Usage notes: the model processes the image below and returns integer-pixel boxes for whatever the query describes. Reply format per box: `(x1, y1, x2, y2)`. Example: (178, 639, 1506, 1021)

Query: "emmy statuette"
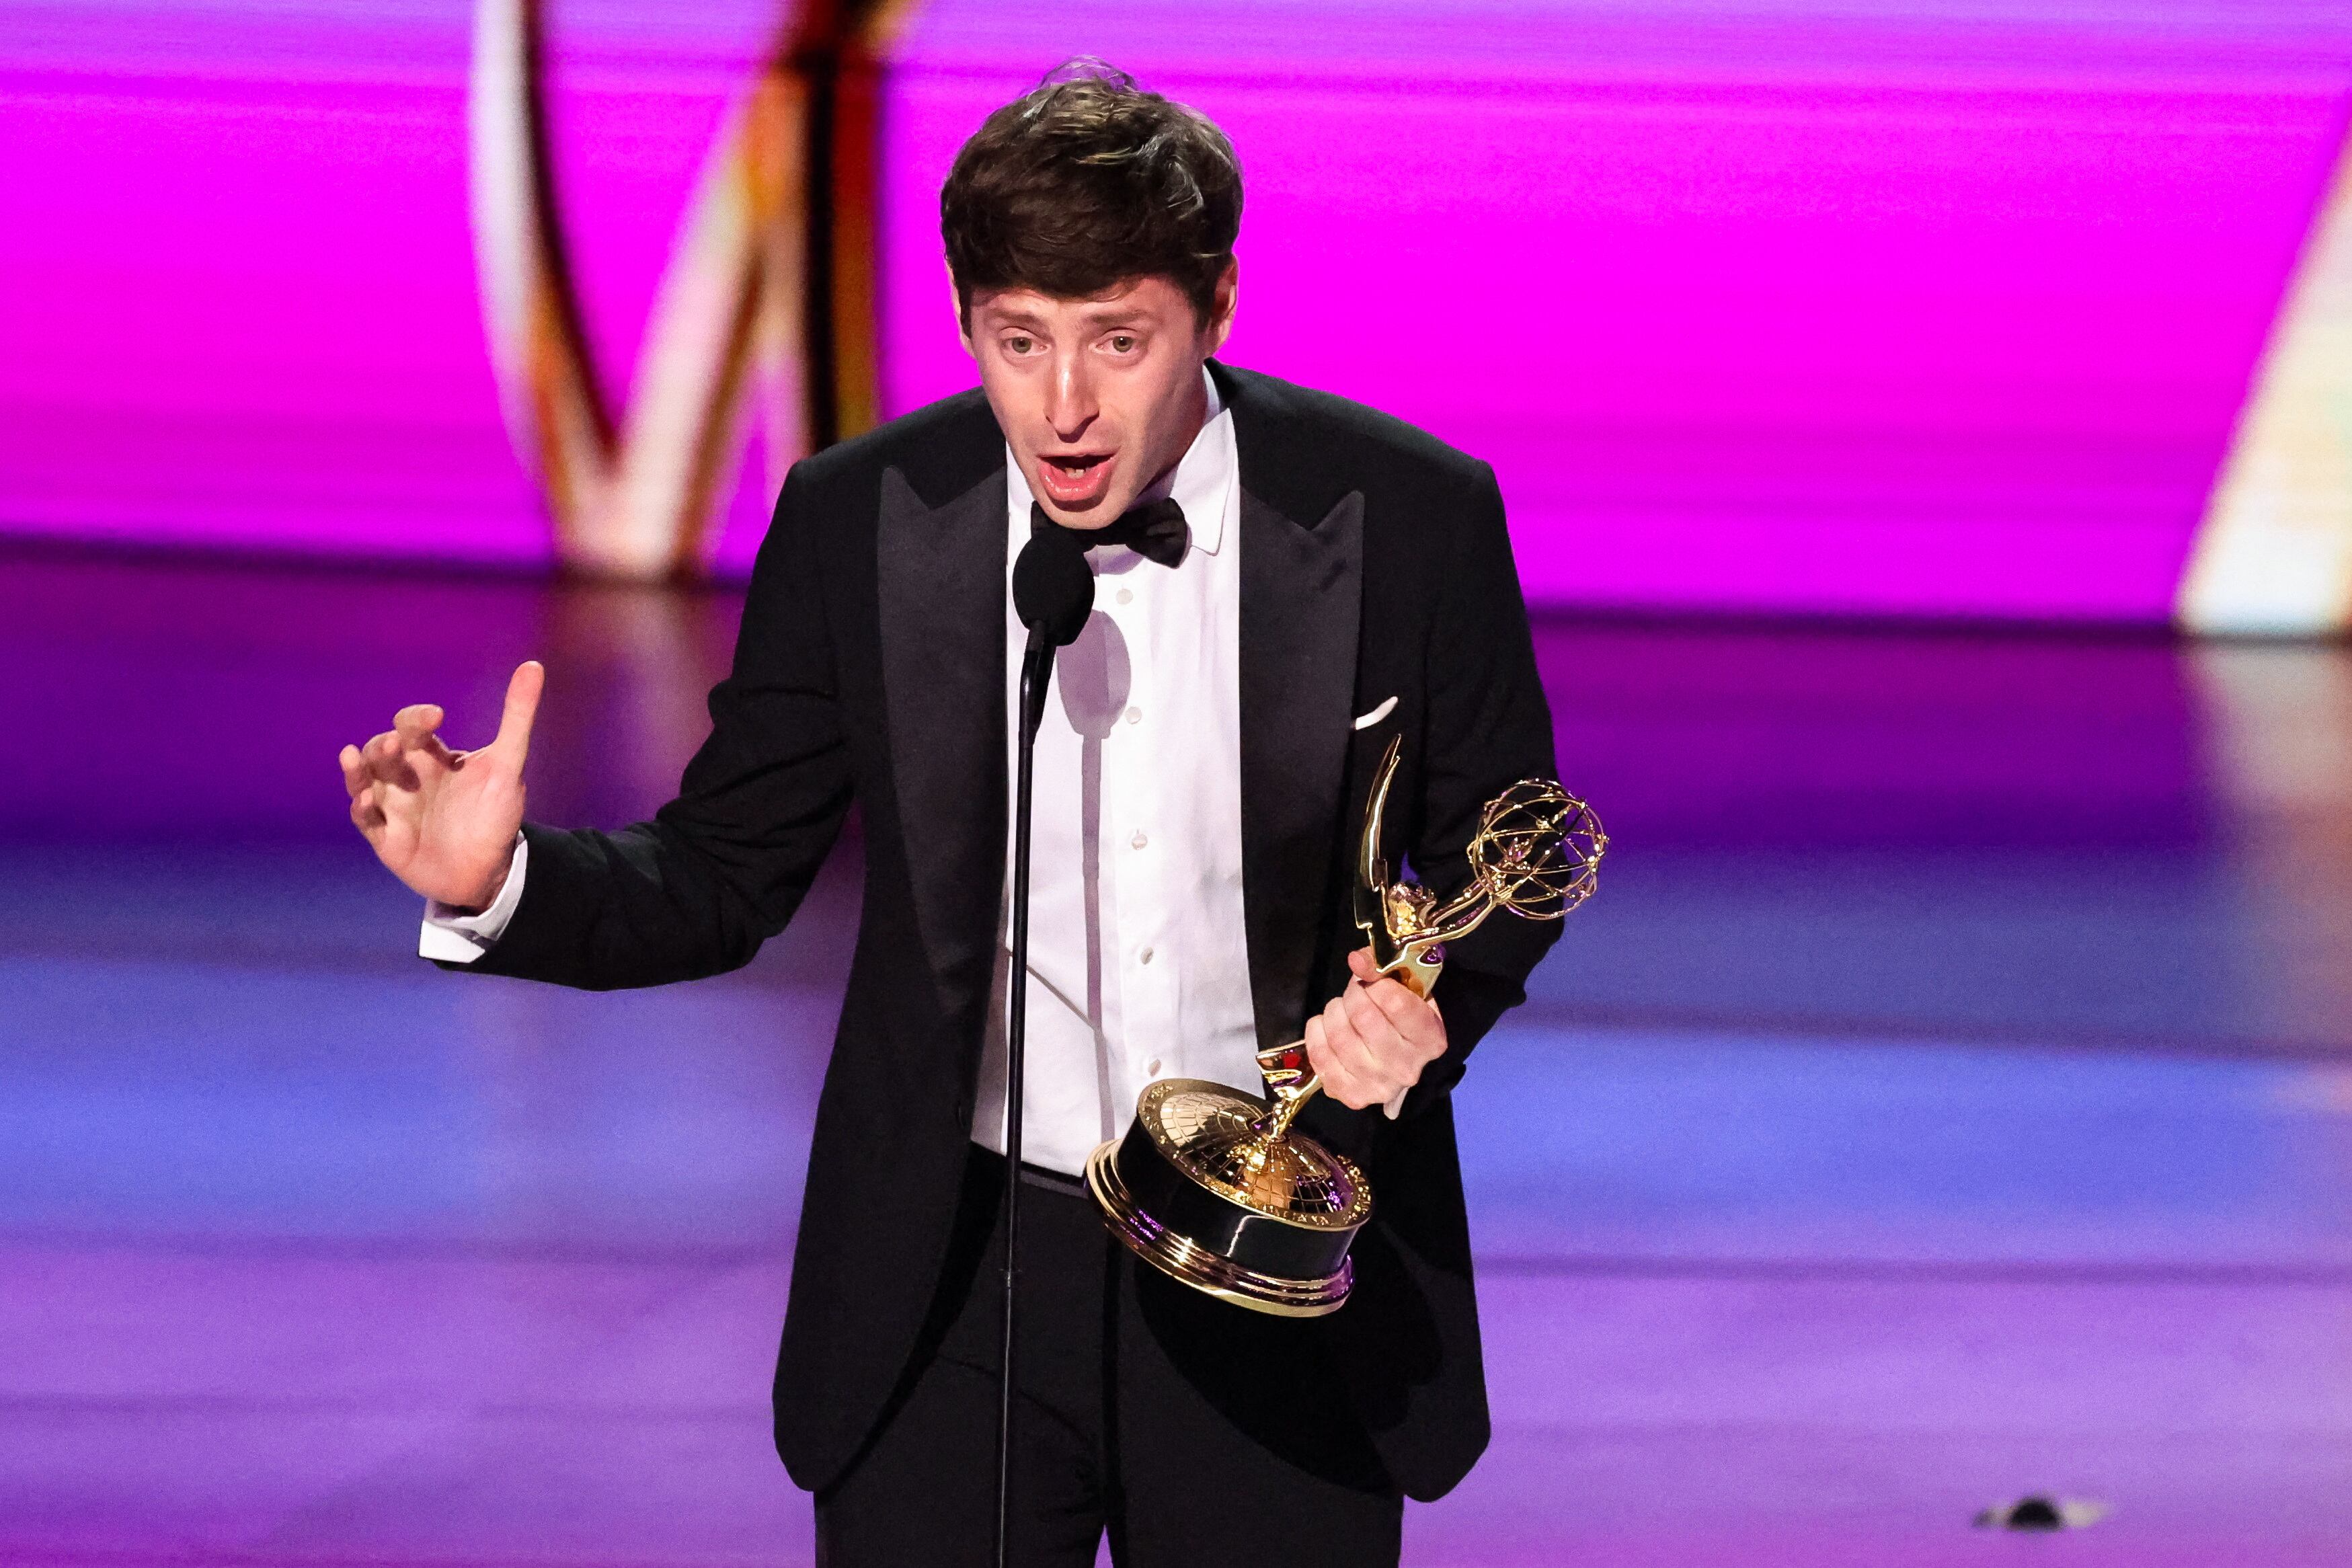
(1085, 736, 1606, 1316)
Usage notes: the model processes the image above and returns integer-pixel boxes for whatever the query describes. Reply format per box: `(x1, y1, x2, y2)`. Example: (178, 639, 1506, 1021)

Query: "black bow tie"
(1030, 497, 1188, 568)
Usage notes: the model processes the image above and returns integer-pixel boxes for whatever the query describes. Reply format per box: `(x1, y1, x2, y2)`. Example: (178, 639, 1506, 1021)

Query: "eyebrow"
(984, 303, 1151, 331)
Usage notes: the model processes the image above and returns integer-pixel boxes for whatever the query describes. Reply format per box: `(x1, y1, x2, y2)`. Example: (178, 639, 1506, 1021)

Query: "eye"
(1003, 334, 1037, 356)
(1106, 334, 1138, 354)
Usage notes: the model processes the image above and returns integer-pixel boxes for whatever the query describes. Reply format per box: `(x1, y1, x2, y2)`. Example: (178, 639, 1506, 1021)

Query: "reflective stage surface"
(2, 550, 2347, 1565)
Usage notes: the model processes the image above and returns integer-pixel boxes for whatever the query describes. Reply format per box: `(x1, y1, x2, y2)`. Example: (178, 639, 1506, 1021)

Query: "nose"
(1045, 346, 1097, 443)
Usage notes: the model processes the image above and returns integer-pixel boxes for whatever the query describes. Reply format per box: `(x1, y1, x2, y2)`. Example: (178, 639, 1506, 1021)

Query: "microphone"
(996, 528, 1093, 1568)
(1015, 529, 1094, 639)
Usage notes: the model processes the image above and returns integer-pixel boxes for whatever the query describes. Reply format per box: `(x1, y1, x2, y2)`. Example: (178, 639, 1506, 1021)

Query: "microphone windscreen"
(1013, 533, 1095, 648)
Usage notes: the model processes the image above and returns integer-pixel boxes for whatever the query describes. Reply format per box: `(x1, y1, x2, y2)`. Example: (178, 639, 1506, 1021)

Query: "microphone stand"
(996, 621, 1054, 1568)
(996, 526, 1089, 1568)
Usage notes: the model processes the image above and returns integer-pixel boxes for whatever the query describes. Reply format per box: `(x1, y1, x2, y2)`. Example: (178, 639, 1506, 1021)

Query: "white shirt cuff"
(1383, 1086, 1409, 1120)
(418, 833, 528, 963)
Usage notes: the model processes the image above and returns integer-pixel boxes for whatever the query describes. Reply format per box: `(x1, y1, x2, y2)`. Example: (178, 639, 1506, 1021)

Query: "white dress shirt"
(424, 371, 1265, 1177)
(972, 372, 1262, 1175)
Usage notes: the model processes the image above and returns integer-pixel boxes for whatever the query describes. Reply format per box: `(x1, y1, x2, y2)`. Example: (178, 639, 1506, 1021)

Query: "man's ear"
(1202, 260, 1239, 357)
(949, 263, 974, 358)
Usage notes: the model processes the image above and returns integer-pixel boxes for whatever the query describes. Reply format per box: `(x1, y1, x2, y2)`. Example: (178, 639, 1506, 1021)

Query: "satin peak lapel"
(876, 465, 1009, 1022)
(1239, 486, 1365, 1051)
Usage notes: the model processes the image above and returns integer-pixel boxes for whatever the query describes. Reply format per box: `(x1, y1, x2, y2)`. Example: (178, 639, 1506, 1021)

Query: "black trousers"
(814, 1151, 1403, 1566)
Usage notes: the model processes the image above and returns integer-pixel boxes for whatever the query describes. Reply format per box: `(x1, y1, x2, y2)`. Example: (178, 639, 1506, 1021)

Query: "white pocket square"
(1351, 695, 1398, 730)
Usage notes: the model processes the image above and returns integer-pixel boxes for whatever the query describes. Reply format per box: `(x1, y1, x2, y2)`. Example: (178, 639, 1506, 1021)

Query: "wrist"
(448, 837, 519, 914)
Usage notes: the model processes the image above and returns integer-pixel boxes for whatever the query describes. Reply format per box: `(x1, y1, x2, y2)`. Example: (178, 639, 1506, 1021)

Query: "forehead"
(969, 277, 1191, 328)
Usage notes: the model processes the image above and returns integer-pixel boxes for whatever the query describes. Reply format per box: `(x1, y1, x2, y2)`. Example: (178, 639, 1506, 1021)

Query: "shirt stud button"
(1139, 947, 1154, 964)
(1117, 587, 1134, 605)
(1124, 707, 1141, 725)
(1131, 830, 1148, 849)
(1146, 1058, 1163, 1076)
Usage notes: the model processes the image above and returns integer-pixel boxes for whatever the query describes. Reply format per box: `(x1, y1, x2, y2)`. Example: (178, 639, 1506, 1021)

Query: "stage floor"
(2, 551, 2347, 1566)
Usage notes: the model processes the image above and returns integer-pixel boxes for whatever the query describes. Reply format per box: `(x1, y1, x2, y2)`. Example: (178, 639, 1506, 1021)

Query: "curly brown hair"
(940, 60, 1243, 327)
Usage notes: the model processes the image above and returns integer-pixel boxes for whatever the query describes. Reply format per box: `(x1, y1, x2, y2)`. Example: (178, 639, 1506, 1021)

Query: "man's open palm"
(341, 661, 543, 910)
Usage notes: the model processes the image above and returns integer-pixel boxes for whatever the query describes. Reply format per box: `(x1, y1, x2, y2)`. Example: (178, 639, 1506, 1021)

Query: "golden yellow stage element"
(468, 0, 914, 578)
(2179, 125, 2352, 634)
(1086, 736, 1606, 1315)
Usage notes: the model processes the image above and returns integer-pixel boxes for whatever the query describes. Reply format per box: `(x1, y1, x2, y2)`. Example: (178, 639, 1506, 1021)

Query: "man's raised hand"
(340, 661, 543, 910)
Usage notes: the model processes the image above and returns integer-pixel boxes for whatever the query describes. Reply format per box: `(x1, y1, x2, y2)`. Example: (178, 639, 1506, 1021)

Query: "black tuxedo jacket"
(455, 362, 1559, 1501)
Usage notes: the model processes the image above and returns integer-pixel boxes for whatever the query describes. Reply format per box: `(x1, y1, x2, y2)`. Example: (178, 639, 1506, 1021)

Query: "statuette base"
(1085, 1140, 1354, 1317)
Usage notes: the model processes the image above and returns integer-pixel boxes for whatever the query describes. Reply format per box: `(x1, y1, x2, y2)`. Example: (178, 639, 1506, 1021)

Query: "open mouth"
(1037, 450, 1118, 507)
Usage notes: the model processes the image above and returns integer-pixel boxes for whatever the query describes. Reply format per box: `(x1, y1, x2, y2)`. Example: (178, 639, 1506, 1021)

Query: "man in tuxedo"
(341, 61, 1557, 1567)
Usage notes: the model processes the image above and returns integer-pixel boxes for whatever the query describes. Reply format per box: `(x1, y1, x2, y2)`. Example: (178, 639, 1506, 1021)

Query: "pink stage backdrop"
(2, 3, 2349, 617)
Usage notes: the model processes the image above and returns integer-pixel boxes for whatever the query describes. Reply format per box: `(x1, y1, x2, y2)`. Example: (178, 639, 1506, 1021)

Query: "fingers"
(1341, 982, 1423, 1082)
(1349, 970, 1445, 1053)
(1301, 1013, 1351, 1104)
(341, 665, 539, 853)
(1306, 968, 1448, 1111)
(1342, 978, 1391, 1039)
(346, 703, 443, 793)
(342, 748, 387, 838)
(356, 728, 422, 790)
(342, 745, 387, 842)
(489, 661, 544, 767)
(393, 703, 444, 746)
(1343, 945, 1446, 1052)
(1306, 993, 1383, 1109)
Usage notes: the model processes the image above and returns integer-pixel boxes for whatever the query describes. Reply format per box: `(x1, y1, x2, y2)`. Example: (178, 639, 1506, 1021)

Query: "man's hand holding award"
(1087, 735, 1607, 1315)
